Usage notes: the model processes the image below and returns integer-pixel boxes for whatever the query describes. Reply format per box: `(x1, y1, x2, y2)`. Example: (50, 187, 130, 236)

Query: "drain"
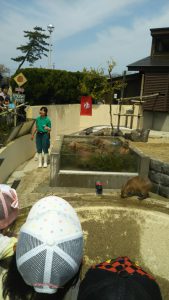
(11, 180, 21, 190)
(0, 158, 4, 166)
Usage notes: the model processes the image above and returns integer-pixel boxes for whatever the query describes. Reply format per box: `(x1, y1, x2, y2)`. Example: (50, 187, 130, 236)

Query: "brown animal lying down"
(121, 176, 152, 200)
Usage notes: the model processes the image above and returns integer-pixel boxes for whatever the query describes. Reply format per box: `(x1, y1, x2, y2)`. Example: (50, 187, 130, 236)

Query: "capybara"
(121, 176, 152, 200)
(68, 141, 88, 152)
(92, 137, 112, 148)
(119, 140, 129, 155)
(92, 137, 114, 153)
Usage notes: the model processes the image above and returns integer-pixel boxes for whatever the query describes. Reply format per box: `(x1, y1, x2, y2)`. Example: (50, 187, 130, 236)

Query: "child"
(77, 256, 162, 300)
(0, 96, 4, 112)
(0, 184, 19, 261)
(3, 196, 83, 300)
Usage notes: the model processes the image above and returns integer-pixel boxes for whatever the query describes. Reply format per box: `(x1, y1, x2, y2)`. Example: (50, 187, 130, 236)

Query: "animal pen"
(114, 92, 159, 130)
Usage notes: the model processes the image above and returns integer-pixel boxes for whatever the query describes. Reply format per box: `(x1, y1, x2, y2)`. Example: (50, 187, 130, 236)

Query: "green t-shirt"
(36, 116, 51, 133)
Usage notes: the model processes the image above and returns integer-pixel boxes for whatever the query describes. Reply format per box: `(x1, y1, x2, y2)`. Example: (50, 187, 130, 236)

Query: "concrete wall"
(27, 104, 142, 143)
(77, 204, 169, 300)
(149, 159, 169, 198)
(0, 134, 36, 183)
(50, 137, 150, 188)
(143, 111, 169, 131)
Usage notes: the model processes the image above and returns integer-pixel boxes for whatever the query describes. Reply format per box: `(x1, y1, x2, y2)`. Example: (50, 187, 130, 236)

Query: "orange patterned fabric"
(92, 256, 155, 281)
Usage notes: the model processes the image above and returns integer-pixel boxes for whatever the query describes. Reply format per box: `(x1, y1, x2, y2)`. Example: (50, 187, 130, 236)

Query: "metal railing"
(0, 103, 34, 147)
(0, 103, 27, 127)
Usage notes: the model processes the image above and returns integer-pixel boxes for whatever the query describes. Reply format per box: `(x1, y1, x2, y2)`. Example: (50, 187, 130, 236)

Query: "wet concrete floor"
(6, 156, 169, 300)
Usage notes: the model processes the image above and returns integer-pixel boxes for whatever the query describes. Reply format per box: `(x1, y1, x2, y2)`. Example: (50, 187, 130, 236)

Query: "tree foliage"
(79, 67, 106, 102)
(79, 59, 126, 131)
(0, 64, 10, 76)
(0, 64, 10, 85)
(11, 27, 49, 72)
(10, 60, 126, 110)
(11, 68, 83, 105)
(80, 60, 125, 103)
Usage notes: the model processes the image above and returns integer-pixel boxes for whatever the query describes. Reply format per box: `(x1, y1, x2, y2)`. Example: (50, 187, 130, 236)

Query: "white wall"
(27, 104, 142, 143)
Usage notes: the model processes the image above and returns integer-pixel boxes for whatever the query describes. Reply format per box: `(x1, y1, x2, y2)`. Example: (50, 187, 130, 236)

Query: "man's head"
(0, 96, 4, 105)
(4, 97, 10, 106)
(1, 84, 9, 95)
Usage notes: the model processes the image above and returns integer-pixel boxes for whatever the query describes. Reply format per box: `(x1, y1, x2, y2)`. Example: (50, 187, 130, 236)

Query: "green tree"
(0, 64, 10, 77)
(80, 67, 106, 102)
(106, 59, 124, 133)
(11, 26, 49, 72)
(0, 64, 10, 85)
(80, 60, 126, 132)
(11, 68, 83, 105)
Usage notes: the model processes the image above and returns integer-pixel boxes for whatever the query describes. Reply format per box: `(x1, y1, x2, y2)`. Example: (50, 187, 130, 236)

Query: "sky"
(1, 0, 169, 76)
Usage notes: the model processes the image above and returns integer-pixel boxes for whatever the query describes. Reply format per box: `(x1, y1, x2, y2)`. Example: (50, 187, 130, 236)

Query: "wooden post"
(117, 70, 126, 130)
(137, 74, 145, 129)
(130, 104, 135, 129)
(14, 107, 17, 127)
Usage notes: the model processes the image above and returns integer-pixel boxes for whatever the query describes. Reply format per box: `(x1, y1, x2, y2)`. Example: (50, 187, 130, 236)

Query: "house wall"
(143, 111, 169, 131)
(123, 74, 141, 98)
(143, 73, 169, 111)
(110, 73, 141, 101)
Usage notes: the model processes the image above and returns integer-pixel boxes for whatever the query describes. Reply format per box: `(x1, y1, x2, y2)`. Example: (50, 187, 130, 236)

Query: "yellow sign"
(14, 72, 27, 87)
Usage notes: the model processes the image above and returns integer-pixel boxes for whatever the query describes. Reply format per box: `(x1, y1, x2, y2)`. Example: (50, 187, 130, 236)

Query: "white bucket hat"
(0, 184, 19, 230)
(16, 196, 83, 294)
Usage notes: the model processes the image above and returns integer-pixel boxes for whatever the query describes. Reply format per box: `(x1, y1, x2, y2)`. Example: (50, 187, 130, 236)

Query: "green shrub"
(11, 68, 83, 105)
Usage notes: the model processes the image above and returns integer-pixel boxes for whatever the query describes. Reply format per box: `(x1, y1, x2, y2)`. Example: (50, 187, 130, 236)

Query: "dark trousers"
(36, 132, 50, 154)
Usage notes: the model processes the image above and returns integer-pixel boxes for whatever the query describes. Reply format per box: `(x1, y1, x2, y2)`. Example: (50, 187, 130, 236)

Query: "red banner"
(80, 96, 92, 116)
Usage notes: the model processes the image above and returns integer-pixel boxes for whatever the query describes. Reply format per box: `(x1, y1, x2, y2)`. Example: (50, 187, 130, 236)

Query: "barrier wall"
(149, 159, 169, 198)
(0, 134, 36, 183)
(27, 104, 142, 143)
(143, 111, 169, 131)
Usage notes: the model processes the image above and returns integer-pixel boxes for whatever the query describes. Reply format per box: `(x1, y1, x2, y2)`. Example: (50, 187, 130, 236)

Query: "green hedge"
(11, 68, 84, 105)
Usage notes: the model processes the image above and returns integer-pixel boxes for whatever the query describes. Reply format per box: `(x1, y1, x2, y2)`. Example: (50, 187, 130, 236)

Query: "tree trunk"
(15, 48, 32, 73)
(108, 71, 113, 134)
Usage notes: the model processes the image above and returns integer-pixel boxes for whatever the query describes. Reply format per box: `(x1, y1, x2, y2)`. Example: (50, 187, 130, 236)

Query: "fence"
(0, 103, 28, 147)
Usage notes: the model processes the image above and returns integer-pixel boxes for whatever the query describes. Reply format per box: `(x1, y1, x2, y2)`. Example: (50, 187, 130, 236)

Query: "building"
(127, 27, 169, 131)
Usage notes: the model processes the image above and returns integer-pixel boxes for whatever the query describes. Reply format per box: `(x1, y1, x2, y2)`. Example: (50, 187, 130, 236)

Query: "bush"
(11, 68, 84, 105)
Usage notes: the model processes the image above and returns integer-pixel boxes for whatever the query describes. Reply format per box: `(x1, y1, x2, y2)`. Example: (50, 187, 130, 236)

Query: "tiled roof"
(127, 56, 169, 70)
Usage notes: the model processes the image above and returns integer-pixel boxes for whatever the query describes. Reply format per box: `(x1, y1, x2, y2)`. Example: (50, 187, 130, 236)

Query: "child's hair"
(3, 252, 82, 300)
(3, 196, 83, 299)
(77, 257, 162, 300)
(0, 184, 19, 230)
(0, 96, 4, 102)
(1, 84, 9, 91)
(40, 106, 48, 116)
(5, 95, 10, 101)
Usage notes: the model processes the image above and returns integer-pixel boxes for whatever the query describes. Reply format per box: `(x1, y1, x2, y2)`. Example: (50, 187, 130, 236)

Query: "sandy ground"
(130, 136, 169, 163)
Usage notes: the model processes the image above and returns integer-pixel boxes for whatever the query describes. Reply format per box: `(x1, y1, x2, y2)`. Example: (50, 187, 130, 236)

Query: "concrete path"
(4, 130, 169, 300)
(6, 128, 169, 208)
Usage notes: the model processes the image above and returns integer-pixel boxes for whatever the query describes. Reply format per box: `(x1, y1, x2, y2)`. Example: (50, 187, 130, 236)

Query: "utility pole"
(47, 24, 55, 69)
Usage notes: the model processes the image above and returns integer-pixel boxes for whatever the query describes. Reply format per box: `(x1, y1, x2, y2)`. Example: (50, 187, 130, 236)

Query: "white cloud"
(0, 0, 169, 74)
(56, 2, 169, 74)
(37, 0, 142, 40)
